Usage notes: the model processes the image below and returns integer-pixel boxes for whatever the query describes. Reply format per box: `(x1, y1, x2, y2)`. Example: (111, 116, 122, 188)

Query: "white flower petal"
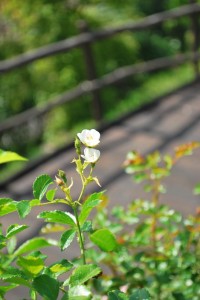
(81, 147, 100, 163)
(77, 129, 100, 147)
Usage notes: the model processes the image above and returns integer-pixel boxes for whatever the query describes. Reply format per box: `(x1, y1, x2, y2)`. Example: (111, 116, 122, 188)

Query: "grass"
(104, 63, 194, 121)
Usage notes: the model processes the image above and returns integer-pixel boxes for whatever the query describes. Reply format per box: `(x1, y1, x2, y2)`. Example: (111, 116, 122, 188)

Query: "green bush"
(0, 130, 200, 299)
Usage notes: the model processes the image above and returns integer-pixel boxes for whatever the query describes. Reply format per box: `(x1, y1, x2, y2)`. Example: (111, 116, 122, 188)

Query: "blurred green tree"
(0, 0, 192, 157)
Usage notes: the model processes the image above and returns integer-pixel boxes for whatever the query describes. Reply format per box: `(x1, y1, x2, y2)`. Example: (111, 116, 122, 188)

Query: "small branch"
(73, 205, 86, 264)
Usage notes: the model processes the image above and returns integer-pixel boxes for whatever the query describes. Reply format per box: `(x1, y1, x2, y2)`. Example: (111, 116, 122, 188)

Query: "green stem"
(151, 179, 160, 250)
(77, 156, 86, 203)
(73, 205, 86, 264)
(151, 179, 162, 300)
(60, 286, 67, 294)
(30, 290, 37, 300)
(77, 183, 86, 203)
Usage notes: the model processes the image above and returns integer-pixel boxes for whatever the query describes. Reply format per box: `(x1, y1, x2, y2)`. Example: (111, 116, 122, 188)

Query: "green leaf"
(0, 267, 30, 287)
(108, 290, 128, 300)
(38, 210, 76, 226)
(164, 155, 173, 169)
(0, 234, 6, 249)
(13, 237, 56, 257)
(60, 229, 76, 251)
(0, 198, 17, 216)
(130, 288, 151, 300)
(30, 251, 48, 260)
(49, 259, 73, 276)
(81, 221, 93, 232)
(134, 173, 147, 183)
(0, 149, 27, 164)
(17, 256, 44, 275)
(2, 277, 31, 288)
(30, 199, 41, 207)
(79, 192, 103, 224)
(194, 183, 200, 195)
(16, 199, 40, 219)
(90, 228, 118, 252)
(67, 285, 92, 300)
(0, 267, 25, 279)
(16, 200, 31, 218)
(0, 284, 18, 297)
(46, 189, 57, 201)
(6, 224, 29, 238)
(7, 236, 17, 254)
(32, 274, 59, 300)
(33, 174, 53, 201)
(69, 264, 101, 286)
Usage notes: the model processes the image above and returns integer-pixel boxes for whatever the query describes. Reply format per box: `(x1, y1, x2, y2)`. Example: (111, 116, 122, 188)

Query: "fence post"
(189, 0, 200, 79)
(77, 20, 103, 123)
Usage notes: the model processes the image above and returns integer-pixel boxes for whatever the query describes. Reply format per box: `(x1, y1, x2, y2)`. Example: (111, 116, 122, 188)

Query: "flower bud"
(75, 137, 81, 155)
(58, 169, 67, 184)
(55, 176, 64, 186)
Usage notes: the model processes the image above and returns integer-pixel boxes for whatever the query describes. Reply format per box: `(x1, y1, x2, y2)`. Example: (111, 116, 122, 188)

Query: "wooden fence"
(0, 2, 200, 135)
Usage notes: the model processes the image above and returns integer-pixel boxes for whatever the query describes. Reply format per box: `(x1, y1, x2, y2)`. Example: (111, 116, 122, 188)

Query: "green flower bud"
(58, 169, 67, 184)
(75, 137, 81, 155)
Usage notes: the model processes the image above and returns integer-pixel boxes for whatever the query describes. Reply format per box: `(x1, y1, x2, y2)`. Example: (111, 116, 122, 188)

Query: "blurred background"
(0, 0, 199, 181)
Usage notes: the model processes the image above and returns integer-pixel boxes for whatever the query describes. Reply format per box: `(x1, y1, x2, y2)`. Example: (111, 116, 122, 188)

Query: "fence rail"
(0, 51, 200, 135)
(0, 3, 200, 73)
(0, 3, 200, 132)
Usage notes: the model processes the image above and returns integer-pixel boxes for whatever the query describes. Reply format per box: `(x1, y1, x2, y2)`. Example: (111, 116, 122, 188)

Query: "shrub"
(0, 130, 200, 299)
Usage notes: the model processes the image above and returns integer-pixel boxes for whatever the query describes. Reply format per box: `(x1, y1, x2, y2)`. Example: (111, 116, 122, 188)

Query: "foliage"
(90, 141, 200, 299)
(1, 130, 200, 299)
(0, 149, 27, 164)
(0, 0, 193, 157)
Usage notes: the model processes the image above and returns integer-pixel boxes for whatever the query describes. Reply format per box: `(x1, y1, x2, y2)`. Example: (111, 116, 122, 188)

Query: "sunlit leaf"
(17, 256, 44, 275)
(164, 155, 173, 169)
(90, 228, 118, 252)
(69, 264, 101, 286)
(7, 236, 17, 254)
(46, 189, 57, 201)
(38, 210, 76, 226)
(79, 192, 104, 224)
(6, 224, 29, 238)
(67, 285, 92, 300)
(16, 201, 31, 219)
(0, 149, 27, 164)
(147, 151, 161, 167)
(60, 229, 76, 251)
(0, 198, 17, 216)
(14, 237, 56, 257)
(49, 259, 73, 276)
(33, 174, 53, 201)
(81, 221, 92, 232)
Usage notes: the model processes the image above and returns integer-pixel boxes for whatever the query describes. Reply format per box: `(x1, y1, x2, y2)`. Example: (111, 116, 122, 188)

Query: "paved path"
(1, 81, 200, 299)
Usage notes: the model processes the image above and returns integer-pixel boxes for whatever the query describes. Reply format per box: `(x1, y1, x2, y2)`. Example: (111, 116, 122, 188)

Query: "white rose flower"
(77, 129, 100, 147)
(81, 147, 100, 163)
